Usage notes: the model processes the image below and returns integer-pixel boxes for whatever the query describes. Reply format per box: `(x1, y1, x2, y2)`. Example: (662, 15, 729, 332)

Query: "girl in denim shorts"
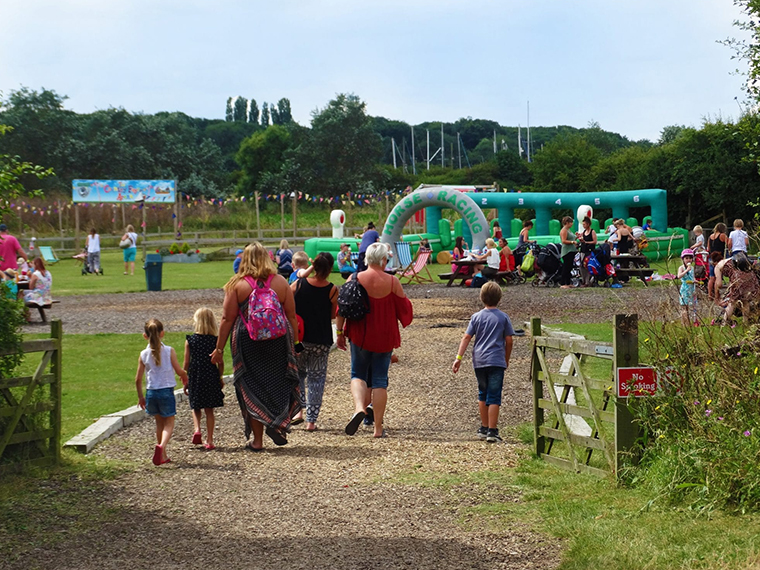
(136, 319, 189, 465)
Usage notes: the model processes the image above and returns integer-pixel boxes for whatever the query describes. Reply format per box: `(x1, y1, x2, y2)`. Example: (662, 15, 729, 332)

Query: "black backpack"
(337, 278, 370, 321)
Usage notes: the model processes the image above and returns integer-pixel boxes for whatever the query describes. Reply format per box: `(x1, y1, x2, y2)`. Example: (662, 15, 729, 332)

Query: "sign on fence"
(72, 180, 176, 203)
(616, 366, 657, 397)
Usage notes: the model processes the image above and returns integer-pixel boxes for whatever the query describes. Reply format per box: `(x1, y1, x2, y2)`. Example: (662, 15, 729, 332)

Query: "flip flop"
(291, 417, 304, 426)
(152, 445, 163, 466)
(246, 441, 263, 452)
(204, 443, 216, 451)
(345, 411, 366, 435)
(265, 426, 288, 446)
(159, 457, 171, 465)
(192, 431, 202, 445)
(374, 430, 388, 438)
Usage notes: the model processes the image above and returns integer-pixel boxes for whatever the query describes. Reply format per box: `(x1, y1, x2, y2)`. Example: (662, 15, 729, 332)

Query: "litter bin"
(144, 254, 163, 291)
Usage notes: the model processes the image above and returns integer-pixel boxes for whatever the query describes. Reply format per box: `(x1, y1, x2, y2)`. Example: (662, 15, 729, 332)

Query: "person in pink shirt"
(0, 224, 27, 277)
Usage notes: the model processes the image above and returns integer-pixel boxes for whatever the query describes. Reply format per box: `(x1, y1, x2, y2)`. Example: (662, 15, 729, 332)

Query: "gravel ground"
(11, 282, 678, 570)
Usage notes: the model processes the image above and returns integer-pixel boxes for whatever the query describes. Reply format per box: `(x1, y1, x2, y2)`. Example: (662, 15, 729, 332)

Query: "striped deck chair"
(399, 248, 434, 284)
(394, 241, 414, 274)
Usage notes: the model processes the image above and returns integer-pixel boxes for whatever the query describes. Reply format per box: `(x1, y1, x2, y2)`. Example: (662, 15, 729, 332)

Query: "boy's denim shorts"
(475, 366, 505, 406)
(350, 344, 392, 390)
(145, 387, 176, 417)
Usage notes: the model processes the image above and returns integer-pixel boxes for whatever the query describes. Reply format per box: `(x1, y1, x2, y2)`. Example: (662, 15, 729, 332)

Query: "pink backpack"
(240, 275, 288, 341)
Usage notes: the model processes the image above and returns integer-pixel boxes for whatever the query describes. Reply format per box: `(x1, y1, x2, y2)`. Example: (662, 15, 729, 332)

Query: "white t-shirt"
(140, 344, 176, 390)
(486, 247, 500, 270)
(87, 234, 100, 253)
(127, 231, 138, 247)
(694, 234, 705, 250)
(729, 229, 748, 253)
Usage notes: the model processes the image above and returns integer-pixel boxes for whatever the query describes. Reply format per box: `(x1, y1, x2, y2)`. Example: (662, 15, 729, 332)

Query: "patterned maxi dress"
(723, 261, 760, 314)
(231, 296, 301, 439)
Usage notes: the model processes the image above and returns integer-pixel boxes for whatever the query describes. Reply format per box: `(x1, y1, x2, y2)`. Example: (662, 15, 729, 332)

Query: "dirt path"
(11, 284, 675, 569)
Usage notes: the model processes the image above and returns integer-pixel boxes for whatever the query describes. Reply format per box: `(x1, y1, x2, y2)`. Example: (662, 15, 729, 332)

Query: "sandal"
(152, 444, 163, 466)
(246, 441, 263, 452)
(192, 431, 202, 445)
(345, 411, 366, 435)
(374, 430, 388, 438)
(204, 443, 216, 451)
(265, 426, 288, 446)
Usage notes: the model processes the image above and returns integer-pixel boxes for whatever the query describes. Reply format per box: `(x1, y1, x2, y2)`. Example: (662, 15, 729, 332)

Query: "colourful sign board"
(617, 367, 658, 397)
(72, 180, 176, 203)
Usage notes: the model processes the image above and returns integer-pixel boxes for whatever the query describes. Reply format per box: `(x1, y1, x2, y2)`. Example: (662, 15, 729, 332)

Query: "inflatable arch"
(381, 188, 489, 267)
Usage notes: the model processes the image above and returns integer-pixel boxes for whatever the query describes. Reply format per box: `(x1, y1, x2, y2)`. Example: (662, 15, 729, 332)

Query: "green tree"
(270, 104, 280, 126)
(261, 102, 270, 127)
(233, 97, 247, 123)
(529, 133, 602, 192)
(276, 98, 292, 124)
(248, 99, 259, 124)
(495, 150, 532, 188)
(225, 97, 233, 122)
(235, 124, 292, 194)
(659, 125, 685, 145)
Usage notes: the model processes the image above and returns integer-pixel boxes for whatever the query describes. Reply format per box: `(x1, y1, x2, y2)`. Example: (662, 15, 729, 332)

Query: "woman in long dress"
(211, 242, 300, 451)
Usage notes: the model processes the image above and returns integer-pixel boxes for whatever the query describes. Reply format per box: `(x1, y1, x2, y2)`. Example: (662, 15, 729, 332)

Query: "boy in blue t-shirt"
(452, 281, 514, 443)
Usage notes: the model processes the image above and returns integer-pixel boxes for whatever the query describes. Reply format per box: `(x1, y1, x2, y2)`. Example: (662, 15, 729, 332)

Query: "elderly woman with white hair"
(335, 242, 413, 438)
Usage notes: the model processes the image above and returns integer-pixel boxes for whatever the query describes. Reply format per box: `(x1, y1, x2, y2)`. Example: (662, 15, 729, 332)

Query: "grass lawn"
(18, 332, 233, 442)
(394, 450, 760, 569)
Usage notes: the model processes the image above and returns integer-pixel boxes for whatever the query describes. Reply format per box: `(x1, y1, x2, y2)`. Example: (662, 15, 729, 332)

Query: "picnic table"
(437, 259, 481, 287)
(611, 254, 653, 285)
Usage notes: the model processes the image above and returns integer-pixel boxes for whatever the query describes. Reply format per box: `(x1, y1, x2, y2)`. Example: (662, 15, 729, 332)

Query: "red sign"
(617, 367, 657, 397)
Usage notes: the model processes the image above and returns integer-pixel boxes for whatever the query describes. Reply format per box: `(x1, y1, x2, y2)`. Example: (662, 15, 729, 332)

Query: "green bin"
(144, 254, 163, 291)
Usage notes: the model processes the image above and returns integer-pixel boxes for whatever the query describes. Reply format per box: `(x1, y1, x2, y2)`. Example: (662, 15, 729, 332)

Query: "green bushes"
(630, 320, 760, 512)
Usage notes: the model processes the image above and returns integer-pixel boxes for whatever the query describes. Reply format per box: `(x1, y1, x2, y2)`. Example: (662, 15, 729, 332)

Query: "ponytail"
(144, 319, 164, 367)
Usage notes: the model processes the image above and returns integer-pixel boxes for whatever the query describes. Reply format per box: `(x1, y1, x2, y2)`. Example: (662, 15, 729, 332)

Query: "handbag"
(119, 239, 132, 249)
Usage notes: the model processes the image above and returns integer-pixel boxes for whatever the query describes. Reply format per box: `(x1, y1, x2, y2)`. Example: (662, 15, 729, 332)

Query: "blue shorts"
(350, 344, 392, 390)
(124, 247, 137, 262)
(145, 387, 176, 417)
(475, 366, 505, 406)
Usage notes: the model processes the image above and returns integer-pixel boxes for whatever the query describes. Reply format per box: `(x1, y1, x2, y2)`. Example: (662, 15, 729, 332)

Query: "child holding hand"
(184, 308, 225, 450)
(289, 251, 314, 284)
(136, 318, 189, 465)
(452, 281, 514, 443)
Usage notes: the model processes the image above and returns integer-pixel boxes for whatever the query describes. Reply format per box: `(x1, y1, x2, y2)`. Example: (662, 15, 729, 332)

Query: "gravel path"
(12, 282, 677, 569)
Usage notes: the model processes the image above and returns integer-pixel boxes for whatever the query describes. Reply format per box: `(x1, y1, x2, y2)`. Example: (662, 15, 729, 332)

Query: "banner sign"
(616, 367, 658, 397)
(72, 180, 176, 203)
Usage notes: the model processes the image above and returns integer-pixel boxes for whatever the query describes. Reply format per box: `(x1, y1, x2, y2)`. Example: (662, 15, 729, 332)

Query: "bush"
(158, 247, 171, 257)
(629, 315, 760, 512)
(0, 293, 24, 379)
(169, 242, 181, 254)
(180, 242, 190, 254)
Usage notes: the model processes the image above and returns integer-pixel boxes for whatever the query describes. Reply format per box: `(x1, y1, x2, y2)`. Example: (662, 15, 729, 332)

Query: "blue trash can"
(144, 254, 163, 291)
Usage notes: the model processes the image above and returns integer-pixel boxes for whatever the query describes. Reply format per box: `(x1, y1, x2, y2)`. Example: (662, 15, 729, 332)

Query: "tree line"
(1, 87, 758, 226)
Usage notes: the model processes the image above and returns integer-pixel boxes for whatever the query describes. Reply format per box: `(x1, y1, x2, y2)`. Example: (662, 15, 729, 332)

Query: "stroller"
(532, 243, 563, 287)
(78, 249, 103, 276)
(694, 250, 709, 289)
(585, 243, 619, 287)
(517, 242, 540, 278)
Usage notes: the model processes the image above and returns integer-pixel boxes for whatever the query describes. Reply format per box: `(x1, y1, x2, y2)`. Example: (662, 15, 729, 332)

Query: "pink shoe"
(192, 431, 202, 445)
(152, 445, 163, 466)
(204, 443, 216, 451)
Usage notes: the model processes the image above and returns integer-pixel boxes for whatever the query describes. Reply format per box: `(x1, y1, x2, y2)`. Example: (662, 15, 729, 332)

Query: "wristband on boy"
(455, 354, 463, 361)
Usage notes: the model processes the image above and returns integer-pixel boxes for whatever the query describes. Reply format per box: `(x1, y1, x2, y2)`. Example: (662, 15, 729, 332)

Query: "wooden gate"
(531, 314, 639, 478)
(0, 320, 62, 472)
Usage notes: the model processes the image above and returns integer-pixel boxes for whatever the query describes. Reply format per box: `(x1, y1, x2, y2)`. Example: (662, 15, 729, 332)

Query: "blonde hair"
(280, 239, 289, 250)
(193, 308, 218, 336)
(126, 224, 134, 232)
(292, 251, 309, 268)
(693, 225, 702, 235)
(144, 319, 164, 367)
(224, 242, 277, 293)
(485, 238, 496, 248)
(734, 219, 744, 229)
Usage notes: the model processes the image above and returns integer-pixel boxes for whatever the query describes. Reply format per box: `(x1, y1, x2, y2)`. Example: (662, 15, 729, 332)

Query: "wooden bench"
(25, 299, 60, 323)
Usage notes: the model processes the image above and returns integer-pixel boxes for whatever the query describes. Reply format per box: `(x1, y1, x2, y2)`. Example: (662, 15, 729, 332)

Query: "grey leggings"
(297, 342, 330, 423)
(87, 251, 100, 273)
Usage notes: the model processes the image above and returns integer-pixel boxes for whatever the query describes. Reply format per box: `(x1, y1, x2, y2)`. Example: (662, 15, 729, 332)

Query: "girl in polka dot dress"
(183, 308, 225, 450)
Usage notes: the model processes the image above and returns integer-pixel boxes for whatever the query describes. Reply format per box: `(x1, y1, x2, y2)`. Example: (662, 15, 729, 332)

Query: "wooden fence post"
(280, 194, 285, 237)
(614, 313, 639, 476)
(531, 317, 545, 456)
(50, 319, 62, 464)
(292, 193, 297, 240)
(255, 191, 262, 239)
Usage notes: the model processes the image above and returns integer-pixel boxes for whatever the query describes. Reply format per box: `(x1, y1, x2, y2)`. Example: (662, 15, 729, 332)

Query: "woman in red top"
(336, 243, 413, 438)
(497, 238, 514, 271)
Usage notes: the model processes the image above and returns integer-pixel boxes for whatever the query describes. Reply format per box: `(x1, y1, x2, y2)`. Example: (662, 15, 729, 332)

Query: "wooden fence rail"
(0, 320, 62, 473)
(531, 314, 639, 478)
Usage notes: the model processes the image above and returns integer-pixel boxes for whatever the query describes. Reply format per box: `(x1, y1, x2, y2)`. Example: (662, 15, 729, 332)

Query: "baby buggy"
(585, 243, 619, 287)
(532, 243, 563, 287)
(694, 250, 709, 289)
(77, 249, 103, 276)
(517, 242, 540, 278)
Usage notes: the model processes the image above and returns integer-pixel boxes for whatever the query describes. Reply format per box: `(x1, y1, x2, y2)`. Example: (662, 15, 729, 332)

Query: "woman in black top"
(578, 216, 597, 286)
(291, 252, 338, 431)
(614, 220, 633, 254)
(707, 223, 728, 301)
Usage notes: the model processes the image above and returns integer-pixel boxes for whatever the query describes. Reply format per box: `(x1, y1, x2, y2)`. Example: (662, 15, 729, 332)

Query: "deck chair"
(38, 246, 59, 265)
(394, 241, 414, 274)
(399, 249, 434, 284)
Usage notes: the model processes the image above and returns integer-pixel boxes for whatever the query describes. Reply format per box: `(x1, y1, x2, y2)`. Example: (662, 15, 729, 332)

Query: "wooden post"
(614, 313, 639, 476)
(255, 191, 262, 239)
(141, 202, 147, 262)
(50, 319, 62, 465)
(177, 187, 182, 237)
(280, 193, 285, 238)
(57, 200, 64, 250)
(531, 317, 545, 456)
(292, 192, 297, 240)
(74, 204, 80, 251)
(121, 203, 126, 229)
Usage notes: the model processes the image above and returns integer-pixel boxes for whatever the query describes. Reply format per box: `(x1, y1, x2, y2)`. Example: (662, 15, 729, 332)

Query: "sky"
(0, 0, 751, 142)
